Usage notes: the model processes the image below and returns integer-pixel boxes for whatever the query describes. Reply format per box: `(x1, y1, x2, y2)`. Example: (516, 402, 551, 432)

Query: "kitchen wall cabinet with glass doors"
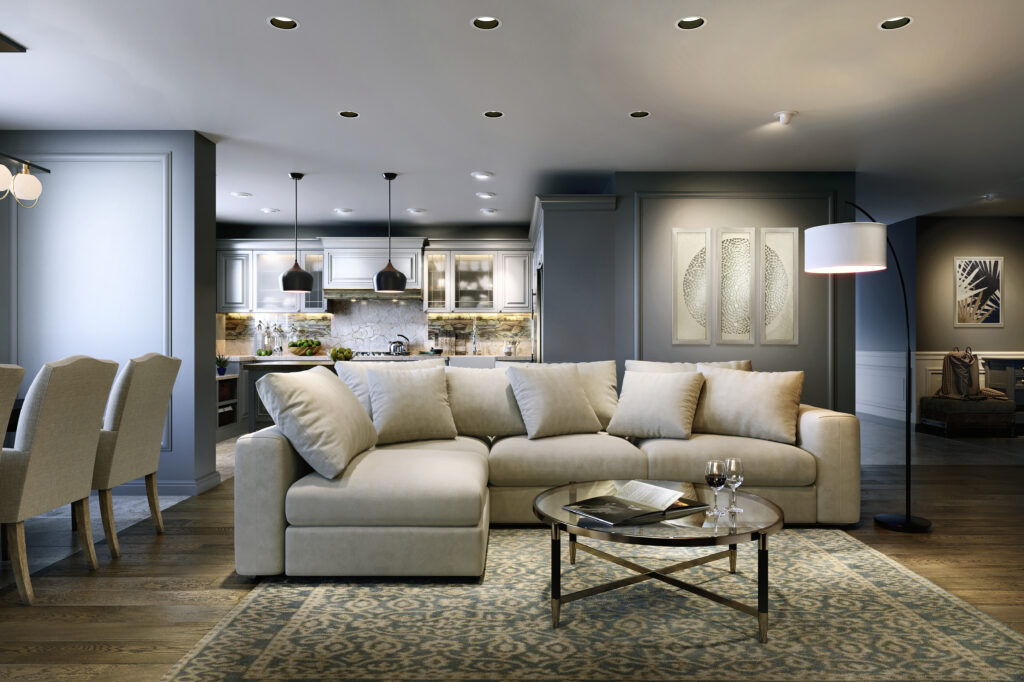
(423, 241, 533, 313)
(216, 240, 326, 313)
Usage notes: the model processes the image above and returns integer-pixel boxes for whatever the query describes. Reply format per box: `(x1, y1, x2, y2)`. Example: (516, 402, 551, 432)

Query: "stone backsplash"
(427, 313, 533, 357)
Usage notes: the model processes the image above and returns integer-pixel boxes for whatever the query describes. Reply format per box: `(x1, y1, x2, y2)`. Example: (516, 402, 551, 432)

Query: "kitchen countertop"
(241, 360, 334, 368)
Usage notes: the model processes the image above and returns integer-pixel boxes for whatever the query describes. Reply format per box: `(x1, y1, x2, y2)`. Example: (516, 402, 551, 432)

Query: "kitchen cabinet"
(424, 251, 452, 311)
(253, 251, 301, 312)
(217, 251, 251, 312)
(423, 245, 532, 313)
(299, 250, 326, 312)
(499, 251, 532, 311)
(454, 252, 497, 311)
(322, 237, 423, 291)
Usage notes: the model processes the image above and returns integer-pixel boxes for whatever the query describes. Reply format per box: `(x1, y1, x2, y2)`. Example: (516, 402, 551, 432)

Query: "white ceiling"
(3, 0, 1024, 226)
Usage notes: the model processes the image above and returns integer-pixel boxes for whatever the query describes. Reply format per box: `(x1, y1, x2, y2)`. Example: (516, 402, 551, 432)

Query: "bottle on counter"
(254, 320, 265, 355)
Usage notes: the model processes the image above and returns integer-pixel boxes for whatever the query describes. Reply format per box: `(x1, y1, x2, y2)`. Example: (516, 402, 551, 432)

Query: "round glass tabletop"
(533, 479, 784, 547)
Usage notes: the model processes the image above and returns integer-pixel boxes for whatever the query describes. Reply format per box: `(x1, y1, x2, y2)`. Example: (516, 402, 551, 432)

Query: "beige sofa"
(234, 362, 860, 577)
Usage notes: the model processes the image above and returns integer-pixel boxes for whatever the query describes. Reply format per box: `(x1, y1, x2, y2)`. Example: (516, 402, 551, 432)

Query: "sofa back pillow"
(445, 367, 526, 438)
(335, 358, 446, 417)
(692, 365, 804, 444)
(625, 359, 752, 373)
(367, 366, 458, 444)
(256, 366, 377, 479)
(607, 370, 705, 439)
(504, 364, 602, 439)
(497, 360, 617, 429)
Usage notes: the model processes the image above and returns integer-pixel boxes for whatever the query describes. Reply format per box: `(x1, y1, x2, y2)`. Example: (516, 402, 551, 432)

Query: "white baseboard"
(855, 351, 907, 421)
(112, 470, 222, 497)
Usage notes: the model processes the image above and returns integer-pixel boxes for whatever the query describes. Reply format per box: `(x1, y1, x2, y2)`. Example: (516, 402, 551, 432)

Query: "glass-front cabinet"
(299, 250, 326, 312)
(454, 252, 497, 311)
(253, 251, 301, 312)
(423, 247, 532, 313)
(424, 252, 452, 312)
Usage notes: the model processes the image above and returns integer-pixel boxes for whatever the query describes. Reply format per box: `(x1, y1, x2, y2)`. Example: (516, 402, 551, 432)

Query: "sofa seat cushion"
(286, 447, 487, 527)
(488, 433, 647, 487)
(640, 434, 816, 487)
(372, 435, 490, 457)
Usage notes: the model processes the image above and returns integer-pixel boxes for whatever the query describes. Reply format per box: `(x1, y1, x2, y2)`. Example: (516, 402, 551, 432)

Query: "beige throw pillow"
(625, 359, 752, 373)
(335, 358, 446, 417)
(255, 366, 377, 479)
(496, 360, 618, 429)
(445, 367, 526, 438)
(607, 371, 705, 439)
(366, 366, 458, 444)
(504, 364, 602, 439)
(692, 366, 805, 444)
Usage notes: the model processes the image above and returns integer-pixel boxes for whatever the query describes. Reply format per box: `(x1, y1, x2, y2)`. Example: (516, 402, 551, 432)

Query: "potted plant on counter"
(216, 354, 229, 376)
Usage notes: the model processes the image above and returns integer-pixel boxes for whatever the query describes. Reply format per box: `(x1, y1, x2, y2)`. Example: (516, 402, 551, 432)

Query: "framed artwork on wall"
(759, 228, 799, 344)
(716, 227, 755, 344)
(954, 256, 1003, 327)
(671, 227, 711, 344)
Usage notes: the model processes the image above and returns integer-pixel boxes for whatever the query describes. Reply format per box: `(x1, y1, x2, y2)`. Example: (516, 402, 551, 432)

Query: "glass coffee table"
(533, 479, 784, 642)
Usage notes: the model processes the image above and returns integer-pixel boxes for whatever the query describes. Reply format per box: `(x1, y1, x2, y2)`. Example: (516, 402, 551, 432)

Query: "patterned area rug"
(165, 528, 1024, 680)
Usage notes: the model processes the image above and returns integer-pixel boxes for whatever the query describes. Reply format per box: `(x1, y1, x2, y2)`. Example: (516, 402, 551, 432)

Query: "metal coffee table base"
(549, 526, 770, 642)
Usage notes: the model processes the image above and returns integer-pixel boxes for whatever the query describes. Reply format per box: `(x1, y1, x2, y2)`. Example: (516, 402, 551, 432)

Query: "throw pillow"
(366, 366, 458, 444)
(504, 364, 602, 439)
(496, 360, 618, 429)
(335, 358, 446, 417)
(255, 366, 377, 479)
(445, 367, 526, 438)
(606, 370, 705, 439)
(692, 366, 805, 444)
(625, 359, 752, 373)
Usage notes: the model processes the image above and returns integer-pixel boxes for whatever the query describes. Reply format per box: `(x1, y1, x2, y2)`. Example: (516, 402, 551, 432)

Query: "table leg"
(551, 524, 561, 627)
(569, 532, 577, 565)
(729, 543, 737, 574)
(757, 532, 768, 642)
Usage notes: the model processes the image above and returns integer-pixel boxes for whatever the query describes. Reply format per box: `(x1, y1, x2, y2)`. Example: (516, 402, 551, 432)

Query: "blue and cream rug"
(165, 528, 1024, 680)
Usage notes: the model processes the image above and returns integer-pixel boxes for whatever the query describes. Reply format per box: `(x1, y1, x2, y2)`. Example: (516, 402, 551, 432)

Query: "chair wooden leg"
(71, 498, 99, 571)
(98, 489, 120, 559)
(4, 522, 33, 605)
(146, 473, 164, 535)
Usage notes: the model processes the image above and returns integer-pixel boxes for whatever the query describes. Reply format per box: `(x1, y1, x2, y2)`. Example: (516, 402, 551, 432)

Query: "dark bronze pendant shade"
(281, 171, 314, 293)
(374, 171, 408, 293)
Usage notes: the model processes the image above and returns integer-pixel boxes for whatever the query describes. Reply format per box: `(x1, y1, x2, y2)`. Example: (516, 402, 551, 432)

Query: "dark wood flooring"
(0, 463, 1022, 679)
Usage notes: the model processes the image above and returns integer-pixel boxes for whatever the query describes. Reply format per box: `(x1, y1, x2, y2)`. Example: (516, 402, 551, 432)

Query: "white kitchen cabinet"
(424, 251, 452, 311)
(499, 251, 532, 311)
(217, 250, 251, 312)
(299, 250, 326, 312)
(322, 237, 422, 290)
(454, 251, 497, 311)
(253, 251, 300, 312)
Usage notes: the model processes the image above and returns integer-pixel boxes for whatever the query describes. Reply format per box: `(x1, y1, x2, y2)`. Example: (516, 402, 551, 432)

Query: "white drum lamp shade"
(11, 164, 43, 202)
(804, 222, 887, 274)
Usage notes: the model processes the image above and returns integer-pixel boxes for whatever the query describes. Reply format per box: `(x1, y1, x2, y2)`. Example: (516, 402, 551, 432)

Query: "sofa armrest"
(234, 426, 310, 576)
(796, 404, 861, 524)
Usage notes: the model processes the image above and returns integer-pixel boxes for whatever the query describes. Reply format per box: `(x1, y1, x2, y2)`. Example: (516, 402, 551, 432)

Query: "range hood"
(325, 288, 422, 301)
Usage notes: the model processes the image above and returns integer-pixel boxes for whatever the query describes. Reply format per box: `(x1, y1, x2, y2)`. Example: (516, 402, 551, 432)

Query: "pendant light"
(0, 152, 50, 208)
(280, 171, 314, 293)
(374, 171, 408, 293)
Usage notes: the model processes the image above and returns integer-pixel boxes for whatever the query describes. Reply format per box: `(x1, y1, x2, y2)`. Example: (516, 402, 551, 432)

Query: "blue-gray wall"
(0, 131, 218, 496)
(855, 218, 917, 353)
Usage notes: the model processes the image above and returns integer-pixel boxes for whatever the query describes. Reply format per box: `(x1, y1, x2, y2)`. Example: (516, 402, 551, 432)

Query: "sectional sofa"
(234, 360, 860, 577)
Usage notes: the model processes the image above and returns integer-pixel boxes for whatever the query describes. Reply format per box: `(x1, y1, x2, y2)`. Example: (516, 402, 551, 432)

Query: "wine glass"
(725, 458, 744, 514)
(704, 460, 727, 519)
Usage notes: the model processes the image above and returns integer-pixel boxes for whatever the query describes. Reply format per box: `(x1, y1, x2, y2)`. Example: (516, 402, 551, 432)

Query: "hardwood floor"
(0, 460, 1022, 678)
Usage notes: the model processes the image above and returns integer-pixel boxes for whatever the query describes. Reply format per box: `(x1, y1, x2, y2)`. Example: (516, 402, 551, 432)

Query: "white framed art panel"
(671, 227, 712, 345)
(716, 227, 756, 345)
(954, 256, 1003, 327)
(759, 227, 799, 345)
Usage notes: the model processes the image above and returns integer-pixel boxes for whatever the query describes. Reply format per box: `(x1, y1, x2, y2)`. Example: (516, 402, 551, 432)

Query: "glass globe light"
(0, 164, 12, 199)
(11, 164, 42, 206)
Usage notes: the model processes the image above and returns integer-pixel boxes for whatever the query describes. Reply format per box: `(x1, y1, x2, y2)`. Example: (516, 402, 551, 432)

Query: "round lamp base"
(874, 513, 932, 533)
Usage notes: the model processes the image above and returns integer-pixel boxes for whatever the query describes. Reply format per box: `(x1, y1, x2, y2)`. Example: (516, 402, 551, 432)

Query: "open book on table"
(562, 480, 708, 526)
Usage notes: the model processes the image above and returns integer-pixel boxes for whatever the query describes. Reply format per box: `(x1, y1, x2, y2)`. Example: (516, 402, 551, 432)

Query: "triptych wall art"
(672, 227, 798, 345)
(954, 256, 1003, 327)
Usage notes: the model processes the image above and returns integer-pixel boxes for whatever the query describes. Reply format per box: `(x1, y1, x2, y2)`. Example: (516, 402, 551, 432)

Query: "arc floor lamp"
(804, 201, 931, 533)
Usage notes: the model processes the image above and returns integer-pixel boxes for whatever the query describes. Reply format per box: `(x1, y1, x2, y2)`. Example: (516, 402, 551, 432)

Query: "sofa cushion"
(693, 366, 804, 445)
(367, 366, 458, 444)
(286, 447, 488, 526)
(373, 435, 490, 457)
(504, 365, 602, 439)
(445, 367, 527, 438)
(640, 435, 816, 487)
(335, 358, 446, 417)
(625, 359, 752, 373)
(488, 433, 647, 486)
(498, 360, 618, 429)
(607, 370, 704, 439)
(255, 366, 377, 479)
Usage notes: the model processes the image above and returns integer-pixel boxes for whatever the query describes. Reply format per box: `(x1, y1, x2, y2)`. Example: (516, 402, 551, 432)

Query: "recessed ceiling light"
(260, 207, 280, 214)
(230, 191, 252, 198)
(480, 208, 498, 215)
(267, 16, 299, 30)
(677, 16, 705, 30)
(483, 111, 504, 118)
(981, 193, 998, 201)
(470, 171, 494, 180)
(472, 16, 500, 30)
(629, 111, 650, 118)
(406, 207, 426, 214)
(476, 191, 496, 199)
(333, 208, 353, 214)
(879, 16, 912, 30)
(338, 111, 359, 118)
(773, 110, 798, 125)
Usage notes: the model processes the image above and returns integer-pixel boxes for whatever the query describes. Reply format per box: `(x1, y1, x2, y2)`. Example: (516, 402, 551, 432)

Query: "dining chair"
(0, 355, 118, 605)
(0, 364, 24, 437)
(92, 353, 181, 558)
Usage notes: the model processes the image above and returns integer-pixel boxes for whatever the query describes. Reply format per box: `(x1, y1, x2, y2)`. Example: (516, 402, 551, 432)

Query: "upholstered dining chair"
(92, 353, 181, 558)
(0, 355, 118, 605)
(0, 364, 25, 437)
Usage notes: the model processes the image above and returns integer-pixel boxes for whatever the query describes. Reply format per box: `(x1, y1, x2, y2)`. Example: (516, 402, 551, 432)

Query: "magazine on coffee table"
(562, 480, 708, 526)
